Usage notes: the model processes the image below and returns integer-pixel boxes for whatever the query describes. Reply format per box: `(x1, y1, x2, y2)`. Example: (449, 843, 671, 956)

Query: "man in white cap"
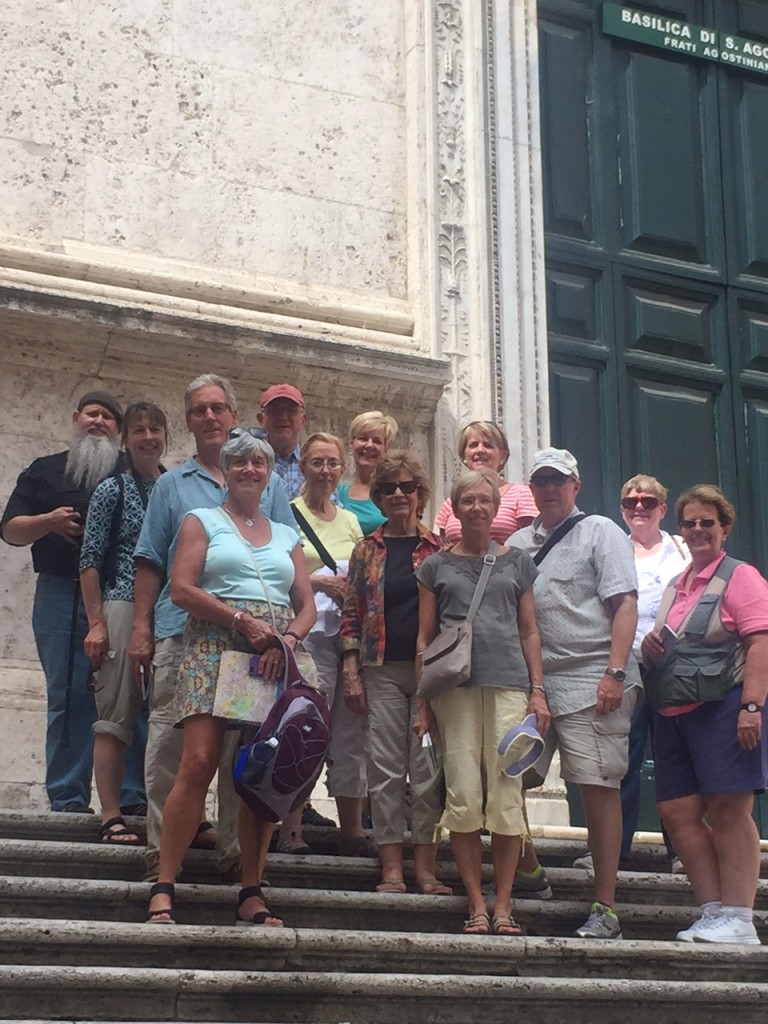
(1, 390, 146, 813)
(509, 447, 639, 939)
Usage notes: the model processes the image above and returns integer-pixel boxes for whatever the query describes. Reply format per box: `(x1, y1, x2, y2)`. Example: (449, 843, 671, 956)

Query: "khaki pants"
(363, 661, 443, 845)
(144, 635, 240, 871)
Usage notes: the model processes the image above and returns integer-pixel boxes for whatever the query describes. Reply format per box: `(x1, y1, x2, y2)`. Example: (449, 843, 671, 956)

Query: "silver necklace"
(225, 504, 254, 528)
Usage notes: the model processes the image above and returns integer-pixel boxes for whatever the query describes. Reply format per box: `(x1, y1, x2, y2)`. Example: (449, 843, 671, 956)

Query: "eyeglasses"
(228, 426, 268, 440)
(531, 472, 570, 487)
(308, 457, 342, 470)
(378, 480, 419, 496)
(621, 495, 660, 511)
(458, 495, 495, 508)
(188, 402, 231, 418)
(679, 518, 718, 530)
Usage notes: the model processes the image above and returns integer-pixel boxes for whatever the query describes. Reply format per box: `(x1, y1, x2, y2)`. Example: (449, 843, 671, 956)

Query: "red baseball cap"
(260, 383, 305, 408)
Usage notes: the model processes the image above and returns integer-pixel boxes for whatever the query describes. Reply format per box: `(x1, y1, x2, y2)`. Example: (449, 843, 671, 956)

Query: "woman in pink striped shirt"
(434, 422, 536, 545)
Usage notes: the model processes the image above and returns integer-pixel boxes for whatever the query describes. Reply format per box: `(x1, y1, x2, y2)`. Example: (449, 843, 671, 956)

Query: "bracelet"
(284, 630, 302, 643)
(531, 685, 546, 693)
(232, 610, 246, 632)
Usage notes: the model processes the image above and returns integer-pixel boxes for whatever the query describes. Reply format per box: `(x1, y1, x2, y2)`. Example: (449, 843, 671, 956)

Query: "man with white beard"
(1, 391, 148, 813)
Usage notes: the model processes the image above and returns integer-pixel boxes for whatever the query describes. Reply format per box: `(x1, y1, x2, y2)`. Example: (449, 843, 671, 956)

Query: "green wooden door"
(538, 0, 768, 568)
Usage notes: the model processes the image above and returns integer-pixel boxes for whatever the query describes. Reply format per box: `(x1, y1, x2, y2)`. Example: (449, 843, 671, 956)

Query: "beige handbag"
(417, 543, 497, 701)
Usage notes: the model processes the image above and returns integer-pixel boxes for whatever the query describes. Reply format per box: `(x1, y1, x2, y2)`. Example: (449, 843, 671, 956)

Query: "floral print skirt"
(174, 598, 292, 726)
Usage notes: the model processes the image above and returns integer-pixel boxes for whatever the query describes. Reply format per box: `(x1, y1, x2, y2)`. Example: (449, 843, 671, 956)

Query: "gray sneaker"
(512, 868, 553, 900)
(574, 901, 622, 939)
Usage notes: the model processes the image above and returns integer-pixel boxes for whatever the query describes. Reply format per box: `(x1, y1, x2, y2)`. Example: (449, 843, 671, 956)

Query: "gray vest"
(644, 555, 744, 709)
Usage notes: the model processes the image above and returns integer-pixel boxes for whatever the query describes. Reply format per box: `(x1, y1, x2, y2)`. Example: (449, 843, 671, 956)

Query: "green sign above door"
(603, 3, 768, 76)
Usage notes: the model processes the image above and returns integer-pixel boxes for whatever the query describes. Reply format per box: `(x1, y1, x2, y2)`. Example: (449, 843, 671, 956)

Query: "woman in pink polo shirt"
(642, 484, 768, 946)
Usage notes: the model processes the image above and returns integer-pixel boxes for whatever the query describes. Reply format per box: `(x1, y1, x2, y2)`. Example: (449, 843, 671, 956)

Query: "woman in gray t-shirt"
(415, 469, 547, 937)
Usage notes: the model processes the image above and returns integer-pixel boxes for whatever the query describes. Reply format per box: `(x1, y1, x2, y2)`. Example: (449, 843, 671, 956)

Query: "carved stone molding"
(426, 0, 549, 487)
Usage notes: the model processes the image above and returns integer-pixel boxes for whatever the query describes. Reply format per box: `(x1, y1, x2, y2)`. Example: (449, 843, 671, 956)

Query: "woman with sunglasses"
(434, 421, 537, 544)
(146, 429, 315, 927)
(341, 451, 449, 894)
(641, 484, 768, 945)
(574, 476, 690, 873)
(275, 433, 374, 858)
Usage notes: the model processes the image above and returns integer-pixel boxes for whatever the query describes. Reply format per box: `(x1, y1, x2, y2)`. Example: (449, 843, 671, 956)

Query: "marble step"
(0, 837, 752, 912)
(0, 918, 766, 982)
(0, 965, 766, 1024)
(0, 810, 689, 871)
(0, 874, 765, 942)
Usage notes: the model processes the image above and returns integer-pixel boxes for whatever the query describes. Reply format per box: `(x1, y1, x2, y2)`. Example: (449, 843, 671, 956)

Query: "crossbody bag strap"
(216, 507, 277, 629)
(532, 513, 587, 566)
(290, 502, 338, 574)
(465, 541, 497, 625)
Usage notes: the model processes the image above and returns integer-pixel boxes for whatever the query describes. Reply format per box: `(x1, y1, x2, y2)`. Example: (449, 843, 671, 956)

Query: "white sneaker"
(670, 856, 685, 875)
(676, 908, 719, 942)
(572, 853, 594, 871)
(692, 914, 761, 945)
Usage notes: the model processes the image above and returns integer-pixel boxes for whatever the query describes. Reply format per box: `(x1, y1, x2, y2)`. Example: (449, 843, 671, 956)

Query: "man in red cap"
(258, 384, 307, 500)
(1, 390, 146, 813)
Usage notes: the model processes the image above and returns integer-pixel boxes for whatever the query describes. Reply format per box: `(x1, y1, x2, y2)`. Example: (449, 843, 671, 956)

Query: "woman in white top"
(619, 474, 690, 864)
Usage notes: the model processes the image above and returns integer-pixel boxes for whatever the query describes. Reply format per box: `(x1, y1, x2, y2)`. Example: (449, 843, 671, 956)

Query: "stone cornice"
(0, 270, 451, 420)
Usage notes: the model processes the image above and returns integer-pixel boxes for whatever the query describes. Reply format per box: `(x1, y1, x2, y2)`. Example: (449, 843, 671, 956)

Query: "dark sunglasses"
(531, 472, 570, 487)
(378, 480, 419, 496)
(228, 426, 268, 440)
(621, 495, 660, 511)
(679, 517, 718, 529)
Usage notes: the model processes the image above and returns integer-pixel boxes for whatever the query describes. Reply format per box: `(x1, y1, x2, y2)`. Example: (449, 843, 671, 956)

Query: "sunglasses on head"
(228, 426, 268, 440)
(378, 480, 419, 496)
(621, 495, 660, 511)
(679, 517, 718, 530)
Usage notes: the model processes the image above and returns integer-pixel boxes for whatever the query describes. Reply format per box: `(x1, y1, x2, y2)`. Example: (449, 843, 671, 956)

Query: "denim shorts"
(654, 685, 768, 802)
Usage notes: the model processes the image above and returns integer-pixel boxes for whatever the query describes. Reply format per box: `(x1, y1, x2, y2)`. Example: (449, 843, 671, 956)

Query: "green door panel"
(720, 74, 768, 285)
(538, 11, 596, 244)
(612, 47, 723, 273)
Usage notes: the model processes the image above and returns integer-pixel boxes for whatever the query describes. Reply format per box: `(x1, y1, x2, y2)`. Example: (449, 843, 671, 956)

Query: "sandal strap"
(149, 882, 175, 899)
(98, 816, 128, 835)
(238, 885, 264, 905)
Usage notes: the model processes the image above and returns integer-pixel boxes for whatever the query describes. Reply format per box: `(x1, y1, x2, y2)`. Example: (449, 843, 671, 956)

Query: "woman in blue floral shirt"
(80, 402, 167, 844)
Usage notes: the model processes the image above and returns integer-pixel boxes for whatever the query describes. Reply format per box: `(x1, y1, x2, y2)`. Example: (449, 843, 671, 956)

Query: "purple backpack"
(233, 639, 331, 823)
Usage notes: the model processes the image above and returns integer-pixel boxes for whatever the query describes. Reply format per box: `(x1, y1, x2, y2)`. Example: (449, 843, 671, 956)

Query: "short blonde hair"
(300, 432, 345, 473)
(370, 450, 430, 510)
(450, 469, 501, 516)
(347, 410, 399, 448)
(457, 421, 509, 470)
(675, 484, 736, 527)
(621, 474, 668, 503)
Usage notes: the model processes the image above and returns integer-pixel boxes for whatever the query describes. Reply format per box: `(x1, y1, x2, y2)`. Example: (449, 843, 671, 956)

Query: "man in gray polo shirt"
(509, 448, 639, 940)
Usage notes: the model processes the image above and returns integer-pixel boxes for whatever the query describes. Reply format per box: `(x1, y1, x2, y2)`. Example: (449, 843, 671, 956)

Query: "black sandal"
(98, 816, 140, 845)
(237, 885, 283, 927)
(146, 882, 175, 924)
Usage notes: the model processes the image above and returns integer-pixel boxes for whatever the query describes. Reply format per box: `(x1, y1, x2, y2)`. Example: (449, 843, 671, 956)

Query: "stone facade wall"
(1, 0, 407, 298)
(0, 0, 561, 819)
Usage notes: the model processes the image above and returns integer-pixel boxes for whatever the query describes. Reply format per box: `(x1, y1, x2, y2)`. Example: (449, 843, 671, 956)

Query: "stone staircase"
(0, 811, 766, 1023)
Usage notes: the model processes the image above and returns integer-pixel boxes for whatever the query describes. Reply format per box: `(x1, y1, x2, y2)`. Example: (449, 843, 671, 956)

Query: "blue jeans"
(32, 573, 147, 810)
(621, 698, 674, 861)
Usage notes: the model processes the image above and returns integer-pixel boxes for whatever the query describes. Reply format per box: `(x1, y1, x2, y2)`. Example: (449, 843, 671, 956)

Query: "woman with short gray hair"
(146, 427, 315, 928)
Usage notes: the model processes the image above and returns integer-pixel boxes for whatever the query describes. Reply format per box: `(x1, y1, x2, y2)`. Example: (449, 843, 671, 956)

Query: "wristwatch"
(741, 702, 763, 713)
(605, 667, 627, 683)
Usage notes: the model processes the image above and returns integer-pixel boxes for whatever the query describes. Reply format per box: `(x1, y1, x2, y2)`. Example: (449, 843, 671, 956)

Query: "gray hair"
(450, 469, 501, 516)
(184, 373, 238, 414)
(219, 432, 275, 473)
